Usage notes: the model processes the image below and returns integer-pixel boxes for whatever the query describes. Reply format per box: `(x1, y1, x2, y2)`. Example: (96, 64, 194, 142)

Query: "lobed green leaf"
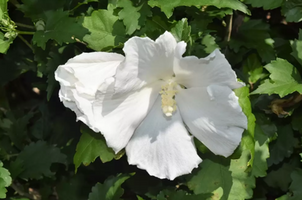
(148, 0, 250, 18)
(73, 125, 115, 172)
(88, 174, 132, 200)
(83, 9, 126, 51)
(251, 58, 302, 97)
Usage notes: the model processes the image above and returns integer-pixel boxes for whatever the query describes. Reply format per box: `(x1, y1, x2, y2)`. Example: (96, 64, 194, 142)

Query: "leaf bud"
(4, 32, 10, 38)
(35, 20, 45, 31)
(1, 19, 9, 26)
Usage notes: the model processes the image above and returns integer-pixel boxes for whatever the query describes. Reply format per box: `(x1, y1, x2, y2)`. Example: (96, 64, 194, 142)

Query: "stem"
(18, 35, 34, 52)
(72, 36, 87, 45)
(11, 183, 34, 200)
(70, 3, 84, 13)
(15, 22, 35, 30)
(7, 153, 19, 158)
(224, 14, 233, 55)
(17, 30, 35, 35)
(226, 14, 233, 42)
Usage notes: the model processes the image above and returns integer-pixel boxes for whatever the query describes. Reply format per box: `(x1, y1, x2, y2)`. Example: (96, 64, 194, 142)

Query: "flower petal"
(90, 82, 162, 153)
(126, 97, 202, 180)
(114, 31, 183, 95)
(174, 49, 243, 89)
(55, 52, 124, 96)
(176, 85, 247, 157)
(57, 86, 98, 133)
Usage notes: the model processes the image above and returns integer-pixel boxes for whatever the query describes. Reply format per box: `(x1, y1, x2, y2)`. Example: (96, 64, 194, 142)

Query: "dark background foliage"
(0, 0, 302, 199)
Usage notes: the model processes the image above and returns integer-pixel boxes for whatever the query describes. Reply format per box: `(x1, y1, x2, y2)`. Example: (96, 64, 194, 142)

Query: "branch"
(15, 22, 35, 30)
(11, 183, 34, 200)
(226, 14, 233, 42)
(18, 35, 34, 52)
(17, 30, 35, 35)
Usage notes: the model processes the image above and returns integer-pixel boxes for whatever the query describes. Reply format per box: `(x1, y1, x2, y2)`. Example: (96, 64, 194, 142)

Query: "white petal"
(176, 85, 247, 157)
(174, 49, 243, 89)
(58, 85, 99, 132)
(114, 31, 182, 95)
(126, 97, 202, 180)
(90, 82, 162, 153)
(55, 51, 124, 132)
(55, 52, 124, 96)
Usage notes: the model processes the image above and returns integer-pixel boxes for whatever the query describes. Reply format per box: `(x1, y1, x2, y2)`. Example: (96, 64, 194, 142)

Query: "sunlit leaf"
(281, 0, 302, 22)
(83, 9, 126, 51)
(251, 58, 302, 97)
(291, 30, 302, 66)
(188, 151, 255, 200)
(235, 86, 255, 166)
(0, 161, 11, 199)
(148, 0, 250, 18)
(117, 0, 151, 35)
(74, 125, 115, 172)
(170, 18, 191, 43)
(251, 124, 270, 177)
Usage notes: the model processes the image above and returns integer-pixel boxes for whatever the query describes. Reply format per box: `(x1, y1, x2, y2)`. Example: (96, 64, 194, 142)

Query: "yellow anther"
(160, 80, 178, 117)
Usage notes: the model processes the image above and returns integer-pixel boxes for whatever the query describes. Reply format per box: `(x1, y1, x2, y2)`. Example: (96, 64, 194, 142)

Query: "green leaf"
(0, 0, 7, 19)
(291, 29, 302, 66)
(0, 32, 12, 54)
(8, 158, 24, 179)
(291, 107, 302, 133)
(251, 58, 302, 97)
(170, 18, 191, 43)
(57, 175, 89, 200)
(267, 125, 298, 166)
(83, 9, 126, 51)
(31, 104, 51, 140)
(148, 0, 250, 18)
(188, 151, 255, 200)
(117, 0, 151, 35)
(227, 150, 255, 199)
(73, 125, 115, 172)
(32, 9, 88, 50)
(251, 124, 270, 178)
(14, 141, 66, 179)
(265, 157, 300, 191)
(287, 169, 302, 200)
(235, 86, 255, 166)
(281, 0, 302, 23)
(254, 113, 277, 138)
(46, 52, 61, 101)
(19, 0, 66, 19)
(242, 54, 266, 84)
(201, 34, 219, 54)
(0, 40, 35, 86)
(0, 161, 12, 199)
(244, 0, 283, 10)
(137, 196, 144, 200)
(6, 111, 34, 149)
(229, 20, 275, 63)
(88, 174, 132, 200)
(45, 46, 76, 100)
(157, 190, 211, 200)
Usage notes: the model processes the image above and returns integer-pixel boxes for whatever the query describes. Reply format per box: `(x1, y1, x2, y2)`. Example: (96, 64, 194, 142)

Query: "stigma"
(160, 79, 178, 117)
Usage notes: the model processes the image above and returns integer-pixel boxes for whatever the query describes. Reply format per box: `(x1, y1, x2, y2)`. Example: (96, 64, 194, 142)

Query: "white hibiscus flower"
(55, 31, 247, 180)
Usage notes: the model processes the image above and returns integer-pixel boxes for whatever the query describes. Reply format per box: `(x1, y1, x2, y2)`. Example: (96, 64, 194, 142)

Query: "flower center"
(160, 79, 178, 117)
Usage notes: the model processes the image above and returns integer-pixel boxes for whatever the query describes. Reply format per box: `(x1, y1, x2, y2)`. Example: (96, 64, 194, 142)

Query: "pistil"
(160, 80, 178, 117)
